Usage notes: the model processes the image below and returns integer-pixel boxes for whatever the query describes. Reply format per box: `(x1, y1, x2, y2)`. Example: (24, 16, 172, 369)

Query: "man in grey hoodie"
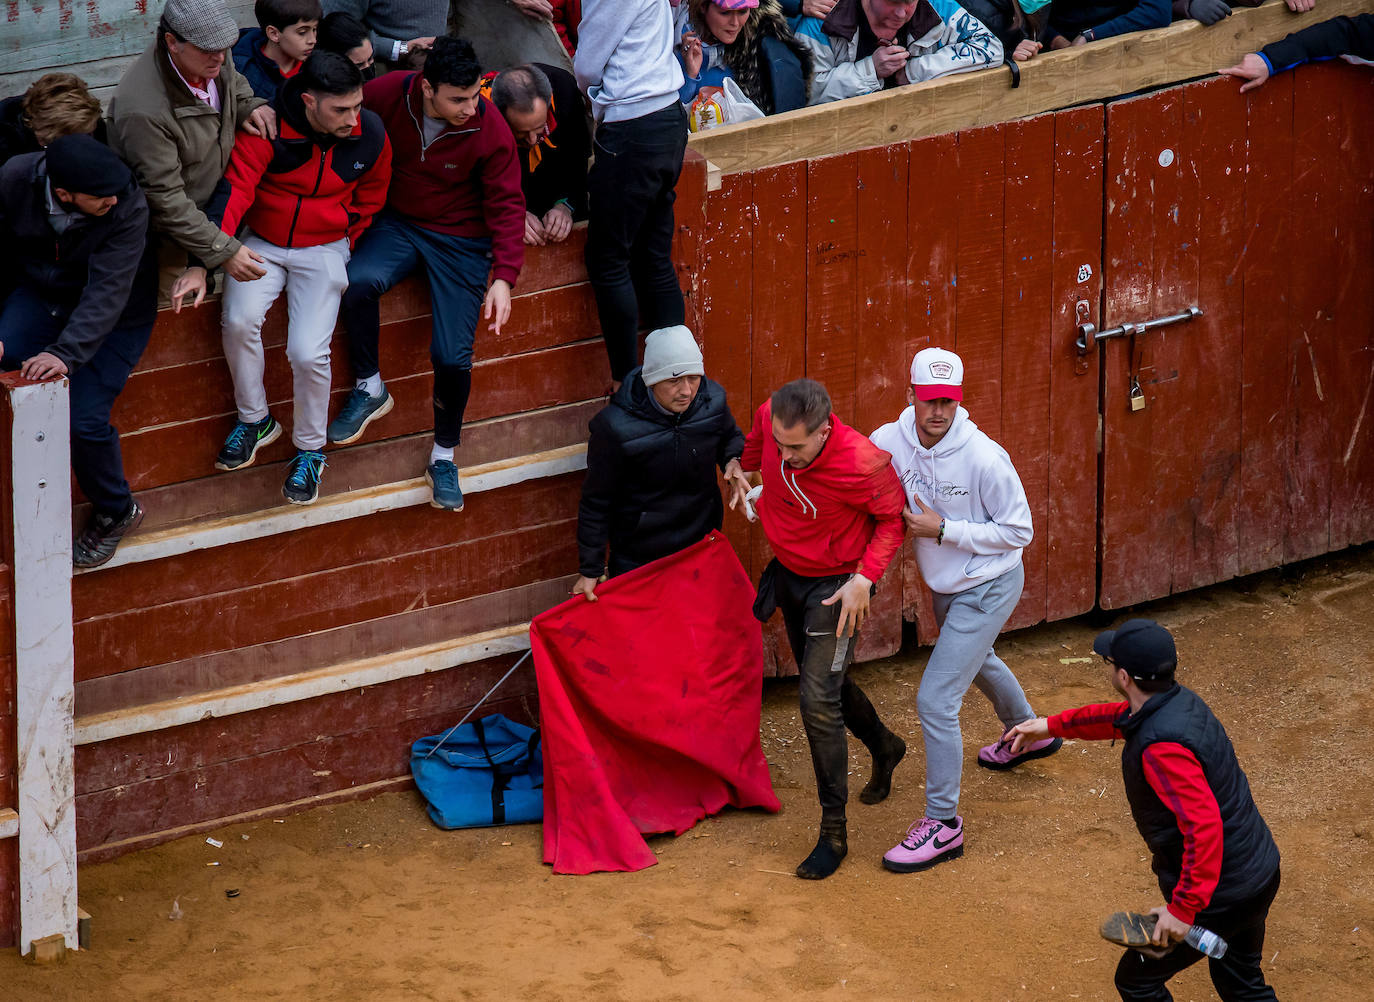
(869, 347, 1061, 873)
(574, 0, 690, 387)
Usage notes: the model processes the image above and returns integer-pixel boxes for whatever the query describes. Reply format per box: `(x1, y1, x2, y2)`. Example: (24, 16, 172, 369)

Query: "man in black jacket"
(489, 62, 590, 247)
(0, 134, 159, 567)
(1007, 620, 1281, 1002)
(574, 325, 747, 599)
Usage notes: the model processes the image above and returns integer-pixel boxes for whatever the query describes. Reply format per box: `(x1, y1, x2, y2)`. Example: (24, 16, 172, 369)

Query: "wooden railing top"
(687, 0, 1374, 175)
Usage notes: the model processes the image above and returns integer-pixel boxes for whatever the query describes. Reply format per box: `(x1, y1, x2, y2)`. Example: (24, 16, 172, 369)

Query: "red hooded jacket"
(362, 70, 525, 287)
(740, 401, 906, 581)
(220, 79, 391, 249)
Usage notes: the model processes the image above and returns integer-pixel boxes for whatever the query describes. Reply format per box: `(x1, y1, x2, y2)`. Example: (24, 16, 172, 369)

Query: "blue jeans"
(918, 562, 1036, 818)
(341, 214, 492, 447)
(0, 287, 152, 517)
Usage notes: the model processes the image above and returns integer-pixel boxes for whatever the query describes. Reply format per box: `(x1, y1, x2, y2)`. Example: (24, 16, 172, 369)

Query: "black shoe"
(860, 730, 906, 805)
(282, 450, 327, 505)
(74, 500, 144, 568)
(216, 415, 281, 471)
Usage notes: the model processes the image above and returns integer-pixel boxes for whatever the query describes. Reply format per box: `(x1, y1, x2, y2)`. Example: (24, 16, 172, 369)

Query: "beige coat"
(107, 42, 264, 268)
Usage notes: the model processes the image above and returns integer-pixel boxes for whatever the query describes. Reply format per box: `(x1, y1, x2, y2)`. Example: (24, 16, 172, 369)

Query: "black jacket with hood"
(0, 151, 158, 371)
(578, 370, 746, 577)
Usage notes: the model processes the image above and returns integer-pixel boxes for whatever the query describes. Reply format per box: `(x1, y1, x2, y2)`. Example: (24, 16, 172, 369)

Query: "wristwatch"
(1081, 28, 1096, 42)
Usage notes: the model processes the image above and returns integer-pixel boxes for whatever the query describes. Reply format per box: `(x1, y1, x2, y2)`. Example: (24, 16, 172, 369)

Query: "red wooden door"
(1099, 70, 1374, 609)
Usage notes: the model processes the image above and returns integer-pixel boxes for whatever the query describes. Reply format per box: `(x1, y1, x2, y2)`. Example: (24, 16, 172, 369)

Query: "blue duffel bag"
(410, 713, 543, 829)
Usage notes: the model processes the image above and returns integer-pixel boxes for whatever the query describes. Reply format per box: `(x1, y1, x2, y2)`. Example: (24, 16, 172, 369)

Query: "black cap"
(1093, 618, 1177, 680)
(46, 135, 131, 198)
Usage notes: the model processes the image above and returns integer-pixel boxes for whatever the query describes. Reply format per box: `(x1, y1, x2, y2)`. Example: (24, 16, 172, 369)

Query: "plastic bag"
(688, 77, 765, 132)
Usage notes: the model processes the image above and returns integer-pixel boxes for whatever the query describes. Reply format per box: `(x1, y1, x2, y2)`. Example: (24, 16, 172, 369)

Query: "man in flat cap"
(573, 325, 747, 599)
(1007, 619, 1282, 1002)
(0, 135, 160, 566)
(109, 0, 279, 303)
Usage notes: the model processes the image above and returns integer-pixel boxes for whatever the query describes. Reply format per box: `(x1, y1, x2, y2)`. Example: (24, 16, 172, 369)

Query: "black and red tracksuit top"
(220, 77, 392, 249)
(1049, 685, 1279, 924)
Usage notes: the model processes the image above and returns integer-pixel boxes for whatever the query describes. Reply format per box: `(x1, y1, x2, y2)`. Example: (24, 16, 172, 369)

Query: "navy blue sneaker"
(283, 450, 327, 505)
(216, 415, 281, 470)
(425, 459, 464, 511)
(327, 385, 393, 445)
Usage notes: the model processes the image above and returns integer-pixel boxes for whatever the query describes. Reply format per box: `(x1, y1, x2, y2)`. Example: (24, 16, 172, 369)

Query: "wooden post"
(6, 377, 78, 956)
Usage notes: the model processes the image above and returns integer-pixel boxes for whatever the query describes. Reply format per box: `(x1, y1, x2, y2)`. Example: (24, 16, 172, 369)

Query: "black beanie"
(46, 134, 132, 198)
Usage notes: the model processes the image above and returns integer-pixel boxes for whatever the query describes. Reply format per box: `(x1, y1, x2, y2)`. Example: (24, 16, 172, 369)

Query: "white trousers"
(222, 234, 350, 451)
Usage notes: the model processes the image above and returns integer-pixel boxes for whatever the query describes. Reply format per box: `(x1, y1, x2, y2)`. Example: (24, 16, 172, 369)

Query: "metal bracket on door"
(1076, 306, 1203, 355)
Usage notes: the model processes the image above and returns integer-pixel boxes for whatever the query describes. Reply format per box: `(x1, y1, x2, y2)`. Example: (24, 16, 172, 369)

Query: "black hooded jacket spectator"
(1046, 0, 1169, 43)
(0, 153, 157, 371)
(577, 370, 746, 577)
(522, 63, 590, 220)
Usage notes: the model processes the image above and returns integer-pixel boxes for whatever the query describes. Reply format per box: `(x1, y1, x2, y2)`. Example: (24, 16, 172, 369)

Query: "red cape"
(533, 533, 781, 874)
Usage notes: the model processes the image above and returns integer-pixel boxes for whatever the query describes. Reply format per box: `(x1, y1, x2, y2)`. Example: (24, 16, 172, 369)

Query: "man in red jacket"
(327, 35, 525, 512)
(215, 51, 391, 504)
(734, 377, 908, 879)
(1007, 619, 1281, 1002)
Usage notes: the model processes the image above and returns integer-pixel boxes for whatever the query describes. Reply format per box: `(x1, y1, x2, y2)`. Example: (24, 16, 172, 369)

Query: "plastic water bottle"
(1185, 925, 1228, 958)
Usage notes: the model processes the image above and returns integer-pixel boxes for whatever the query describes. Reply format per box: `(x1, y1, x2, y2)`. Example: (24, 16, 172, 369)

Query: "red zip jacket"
(220, 81, 391, 249)
(1050, 702, 1224, 924)
(362, 70, 525, 287)
(740, 401, 905, 580)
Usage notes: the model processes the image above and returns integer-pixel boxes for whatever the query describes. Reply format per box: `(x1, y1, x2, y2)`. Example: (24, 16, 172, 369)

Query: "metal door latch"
(1076, 306, 1203, 354)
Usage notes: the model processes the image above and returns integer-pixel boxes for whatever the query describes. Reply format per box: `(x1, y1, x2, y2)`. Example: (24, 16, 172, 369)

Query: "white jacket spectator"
(797, 0, 1000, 105)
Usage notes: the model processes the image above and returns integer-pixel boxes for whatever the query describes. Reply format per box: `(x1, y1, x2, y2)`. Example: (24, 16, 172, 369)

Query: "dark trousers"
(342, 214, 490, 448)
(1115, 869, 1282, 1002)
(0, 287, 151, 517)
(585, 103, 688, 383)
(768, 560, 890, 825)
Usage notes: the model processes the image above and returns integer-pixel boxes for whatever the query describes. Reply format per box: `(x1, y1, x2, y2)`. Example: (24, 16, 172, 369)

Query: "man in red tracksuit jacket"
(733, 377, 907, 879)
(1008, 619, 1281, 1002)
(214, 50, 391, 505)
(327, 34, 525, 513)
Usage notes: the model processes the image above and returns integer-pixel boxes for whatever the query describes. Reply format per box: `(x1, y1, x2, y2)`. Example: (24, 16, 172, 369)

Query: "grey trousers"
(918, 561, 1035, 819)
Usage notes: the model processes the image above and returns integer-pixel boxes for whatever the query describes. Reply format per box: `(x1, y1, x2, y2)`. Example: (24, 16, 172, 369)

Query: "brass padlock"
(1129, 377, 1146, 412)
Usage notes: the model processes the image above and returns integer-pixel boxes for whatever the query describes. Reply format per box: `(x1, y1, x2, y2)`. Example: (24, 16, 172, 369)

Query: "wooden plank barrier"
(687, 0, 1374, 176)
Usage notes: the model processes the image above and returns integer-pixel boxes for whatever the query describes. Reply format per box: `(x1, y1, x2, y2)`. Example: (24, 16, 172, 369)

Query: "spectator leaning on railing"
(1222, 11, 1369, 92)
(677, 0, 814, 116)
(210, 52, 392, 506)
(488, 63, 591, 246)
(108, 0, 278, 304)
(1175, 0, 1313, 28)
(232, 0, 323, 100)
(0, 136, 159, 567)
(0, 73, 106, 167)
(1010, 0, 1170, 59)
(796, 0, 1002, 105)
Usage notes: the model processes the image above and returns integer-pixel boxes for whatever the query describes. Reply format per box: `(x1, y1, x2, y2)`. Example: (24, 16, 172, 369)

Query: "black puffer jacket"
(578, 371, 746, 577)
(0, 151, 157, 371)
(1120, 684, 1280, 909)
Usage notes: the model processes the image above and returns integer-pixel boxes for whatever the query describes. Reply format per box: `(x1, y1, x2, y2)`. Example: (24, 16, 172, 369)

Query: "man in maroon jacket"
(1008, 619, 1281, 1002)
(733, 378, 908, 879)
(328, 35, 524, 512)
(214, 52, 391, 505)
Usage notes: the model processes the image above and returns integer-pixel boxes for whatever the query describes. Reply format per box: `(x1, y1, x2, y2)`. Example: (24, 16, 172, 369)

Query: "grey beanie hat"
(641, 326, 704, 386)
(162, 0, 241, 52)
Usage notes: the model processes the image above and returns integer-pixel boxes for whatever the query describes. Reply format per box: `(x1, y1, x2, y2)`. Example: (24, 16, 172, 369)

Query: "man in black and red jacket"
(1008, 619, 1281, 1002)
(212, 50, 391, 505)
(327, 35, 525, 513)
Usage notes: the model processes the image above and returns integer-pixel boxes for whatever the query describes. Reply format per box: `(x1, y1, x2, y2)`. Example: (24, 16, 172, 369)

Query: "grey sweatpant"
(918, 561, 1035, 819)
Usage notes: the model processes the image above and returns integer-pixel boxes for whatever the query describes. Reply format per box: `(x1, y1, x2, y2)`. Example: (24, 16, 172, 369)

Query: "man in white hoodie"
(869, 346, 1061, 873)
(574, 0, 690, 387)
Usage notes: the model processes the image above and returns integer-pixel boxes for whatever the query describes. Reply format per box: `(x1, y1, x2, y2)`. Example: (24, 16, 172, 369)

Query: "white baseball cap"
(910, 347, 964, 401)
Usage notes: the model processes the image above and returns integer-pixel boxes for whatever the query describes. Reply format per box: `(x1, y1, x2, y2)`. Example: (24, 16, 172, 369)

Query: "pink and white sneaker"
(882, 816, 964, 873)
(977, 734, 1063, 771)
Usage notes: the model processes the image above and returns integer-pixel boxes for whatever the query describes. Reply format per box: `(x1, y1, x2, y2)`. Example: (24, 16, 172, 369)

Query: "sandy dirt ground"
(5, 547, 1373, 1002)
